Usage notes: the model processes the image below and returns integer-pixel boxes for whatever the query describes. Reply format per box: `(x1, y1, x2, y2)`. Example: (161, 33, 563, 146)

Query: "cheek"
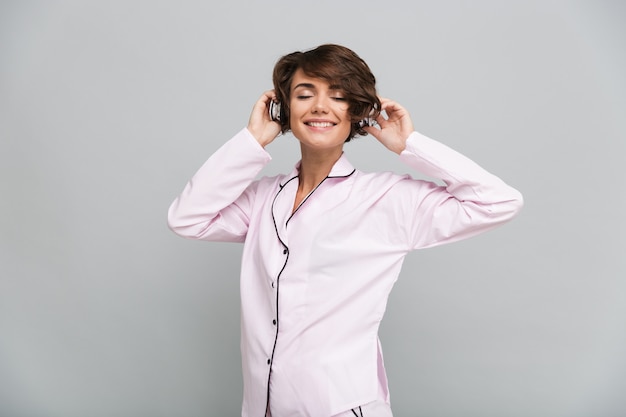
(339, 110, 352, 126)
(288, 102, 303, 121)
(337, 105, 351, 122)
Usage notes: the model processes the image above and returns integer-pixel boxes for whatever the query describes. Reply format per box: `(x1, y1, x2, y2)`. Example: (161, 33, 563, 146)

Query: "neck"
(297, 144, 343, 191)
(291, 144, 343, 213)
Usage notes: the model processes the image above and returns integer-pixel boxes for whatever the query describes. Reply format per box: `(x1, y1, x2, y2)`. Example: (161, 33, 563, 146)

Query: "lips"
(305, 121, 336, 128)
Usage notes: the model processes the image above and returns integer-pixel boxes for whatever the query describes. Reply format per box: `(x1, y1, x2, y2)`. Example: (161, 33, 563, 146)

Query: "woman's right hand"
(247, 90, 282, 148)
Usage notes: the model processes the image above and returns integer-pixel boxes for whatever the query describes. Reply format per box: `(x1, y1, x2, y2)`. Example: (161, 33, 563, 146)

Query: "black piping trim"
(286, 178, 326, 226)
(286, 169, 355, 227)
(328, 168, 356, 180)
(263, 169, 355, 415)
(351, 406, 364, 417)
(278, 167, 355, 188)
(264, 175, 297, 417)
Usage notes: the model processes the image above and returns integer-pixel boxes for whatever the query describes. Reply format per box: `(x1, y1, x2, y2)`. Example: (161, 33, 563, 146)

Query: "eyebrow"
(293, 83, 316, 90)
(293, 83, 343, 91)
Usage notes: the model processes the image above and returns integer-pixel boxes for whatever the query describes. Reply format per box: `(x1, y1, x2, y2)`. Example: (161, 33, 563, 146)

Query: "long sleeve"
(396, 131, 524, 249)
(167, 128, 272, 242)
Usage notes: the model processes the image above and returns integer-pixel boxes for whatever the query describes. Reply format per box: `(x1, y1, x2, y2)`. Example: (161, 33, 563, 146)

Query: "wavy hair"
(272, 44, 380, 142)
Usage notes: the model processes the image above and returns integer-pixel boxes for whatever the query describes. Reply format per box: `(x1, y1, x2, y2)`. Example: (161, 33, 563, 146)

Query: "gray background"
(1, 1, 624, 416)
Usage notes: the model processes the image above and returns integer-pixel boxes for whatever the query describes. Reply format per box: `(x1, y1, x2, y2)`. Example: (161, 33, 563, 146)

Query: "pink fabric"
(168, 128, 523, 416)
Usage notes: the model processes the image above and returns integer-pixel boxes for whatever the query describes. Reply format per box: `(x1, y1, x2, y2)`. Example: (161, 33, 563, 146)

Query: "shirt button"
(272, 319, 277, 325)
(267, 359, 271, 365)
(271, 282, 275, 288)
(283, 249, 287, 254)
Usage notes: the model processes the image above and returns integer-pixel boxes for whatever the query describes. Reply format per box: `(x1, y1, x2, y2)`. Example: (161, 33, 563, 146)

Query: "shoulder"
(251, 172, 293, 194)
(353, 169, 412, 190)
(350, 169, 442, 204)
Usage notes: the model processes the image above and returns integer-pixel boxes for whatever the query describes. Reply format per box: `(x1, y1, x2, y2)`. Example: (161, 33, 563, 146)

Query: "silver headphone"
(269, 100, 281, 122)
(358, 117, 376, 128)
(270, 100, 376, 127)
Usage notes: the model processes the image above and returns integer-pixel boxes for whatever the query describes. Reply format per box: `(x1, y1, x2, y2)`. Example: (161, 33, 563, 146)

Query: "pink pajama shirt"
(168, 128, 523, 416)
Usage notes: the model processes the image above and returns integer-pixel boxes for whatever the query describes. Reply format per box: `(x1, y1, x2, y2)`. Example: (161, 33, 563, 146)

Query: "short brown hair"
(272, 44, 380, 142)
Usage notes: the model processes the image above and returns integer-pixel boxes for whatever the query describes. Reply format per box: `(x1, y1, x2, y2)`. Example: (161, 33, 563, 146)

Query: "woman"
(168, 44, 523, 417)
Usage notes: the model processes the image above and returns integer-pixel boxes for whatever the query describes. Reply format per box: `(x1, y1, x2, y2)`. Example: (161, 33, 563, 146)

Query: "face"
(288, 69, 352, 153)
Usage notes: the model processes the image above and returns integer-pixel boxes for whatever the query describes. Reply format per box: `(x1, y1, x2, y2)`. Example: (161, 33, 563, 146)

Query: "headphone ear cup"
(358, 107, 378, 128)
(358, 117, 375, 128)
(269, 101, 281, 122)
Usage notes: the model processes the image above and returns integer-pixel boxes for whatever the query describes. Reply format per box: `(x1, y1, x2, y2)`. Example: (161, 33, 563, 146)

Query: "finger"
(253, 94, 268, 112)
(250, 94, 274, 128)
(373, 109, 388, 126)
(265, 91, 277, 107)
(255, 90, 276, 109)
(378, 97, 395, 109)
(363, 125, 381, 139)
(252, 91, 277, 120)
(263, 89, 277, 103)
(380, 99, 403, 114)
(382, 103, 409, 123)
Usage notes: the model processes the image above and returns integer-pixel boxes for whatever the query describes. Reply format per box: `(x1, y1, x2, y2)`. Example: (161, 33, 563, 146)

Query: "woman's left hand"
(363, 98, 414, 154)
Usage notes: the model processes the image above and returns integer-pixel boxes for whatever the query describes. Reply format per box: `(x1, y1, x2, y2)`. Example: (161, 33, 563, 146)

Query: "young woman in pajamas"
(168, 44, 523, 417)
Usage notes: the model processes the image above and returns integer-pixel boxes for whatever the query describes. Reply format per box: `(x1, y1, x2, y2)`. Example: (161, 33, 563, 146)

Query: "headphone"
(270, 101, 376, 127)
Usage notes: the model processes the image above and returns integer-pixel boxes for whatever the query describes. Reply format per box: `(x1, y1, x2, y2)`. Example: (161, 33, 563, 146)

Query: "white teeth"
(307, 122, 334, 127)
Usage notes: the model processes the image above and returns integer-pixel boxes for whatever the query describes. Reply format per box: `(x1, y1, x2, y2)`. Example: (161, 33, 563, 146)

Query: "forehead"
(291, 68, 338, 89)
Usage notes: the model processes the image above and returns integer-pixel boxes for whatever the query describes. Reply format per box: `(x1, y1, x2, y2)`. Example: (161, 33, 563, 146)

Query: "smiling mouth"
(305, 121, 336, 127)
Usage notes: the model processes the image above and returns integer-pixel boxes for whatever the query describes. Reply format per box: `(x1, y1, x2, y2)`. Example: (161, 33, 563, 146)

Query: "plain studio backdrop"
(1, 1, 624, 416)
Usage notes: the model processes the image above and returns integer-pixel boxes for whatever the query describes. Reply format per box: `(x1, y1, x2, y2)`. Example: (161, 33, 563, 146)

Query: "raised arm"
(167, 92, 281, 241)
(366, 98, 523, 249)
(167, 129, 271, 242)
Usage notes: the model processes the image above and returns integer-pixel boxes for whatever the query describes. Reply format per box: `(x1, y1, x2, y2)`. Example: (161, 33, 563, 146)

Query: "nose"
(312, 96, 329, 114)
